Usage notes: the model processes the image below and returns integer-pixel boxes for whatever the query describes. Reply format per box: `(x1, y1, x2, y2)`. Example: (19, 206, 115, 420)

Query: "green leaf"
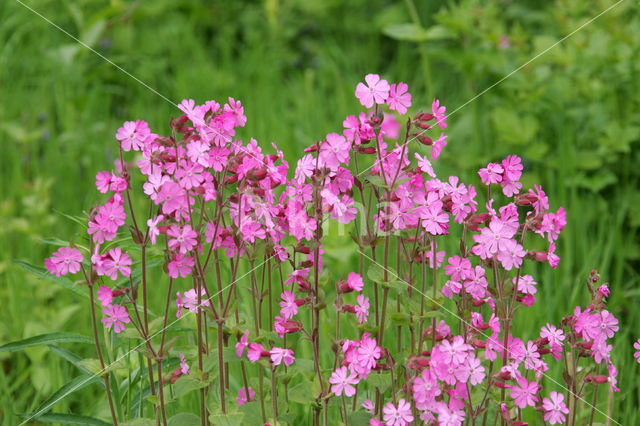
(381, 280, 408, 292)
(0, 332, 93, 352)
(14, 260, 90, 301)
(366, 264, 386, 283)
(77, 359, 104, 376)
(367, 372, 391, 393)
(30, 375, 102, 418)
(30, 412, 110, 425)
(288, 379, 316, 405)
(173, 374, 211, 399)
(168, 413, 200, 426)
(209, 412, 244, 426)
(121, 419, 156, 426)
(349, 411, 373, 426)
(382, 23, 453, 42)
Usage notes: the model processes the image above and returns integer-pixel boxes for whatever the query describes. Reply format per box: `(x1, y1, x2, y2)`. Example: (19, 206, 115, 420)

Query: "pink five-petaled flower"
(542, 391, 569, 424)
(168, 254, 195, 278)
(176, 288, 210, 318)
(383, 398, 414, 426)
(329, 366, 359, 397)
(362, 399, 375, 414)
(415, 153, 435, 178)
(432, 99, 447, 129)
(102, 248, 132, 280)
(116, 120, 150, 152)
(386, 82, 412, 114)
(101, 304, 130, 334)
(354, 294, 370, 324)
(179, 353, 190, 375)
(146, 215, 163, 245)
(167, 224, 198, 254)
(45, 246, 83, 277)
(279, 291, 298, 319)
(355, 74, 390, 108)
(634, 339, 640, 363)
(270, 347, 295, 366)
(347, 272, 364, 292)
(320, 132, 350, 170)
(478, 162, 504, 185)
(97, 286, 113, 306)
(247, 343, 267, 362)
(236, 330, 249, 357)
(510, 376, 540, 408)
(236, 386, 256, 406)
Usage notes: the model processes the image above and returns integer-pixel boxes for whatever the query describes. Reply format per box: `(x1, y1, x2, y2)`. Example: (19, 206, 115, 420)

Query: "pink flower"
(168, 254, 194, 278)
(279, 291, 298, 319)
(542, 392, 569, 424)
(444, 256, 472, 282)
(515, 274, 537, 294)
(383, 399, 414, 426)
(354, 294, 370, 324)
(496, 239, 525, 271)
(45, 246, 83, 277)
(478, 163, 503, 185)
(146, 215, 163, 245)
(116, 120, 150, 152)
(236, 386, 255, 406)
(329, 366, 359, 397)
(431, 133, 448, 160)
(320, 132, 350, 170)
(456, 355, 485, 385)
(361, 399, 375, 414)
(472, 217, 516, 258)
(101, 248, 132, 280)
(167, 224, 198, 254)
(236, 330, 249, 357)
(634, 339, 640, 363)
(419, 200, 449, 235)
(386, 82, 412, 114)
(432, 99, 447, 129)
(97, 286, 113, 306)
(176, 288, 210, 317)
(179, 353, 190, 375)
(415, 153, 435, 178)
(247, 343, 266, 362)
(510, 376, 539, 408)
(356, 335, 381, 372)
(101, 304, 130, 333)
(95, 171, 112, 193)
(540, 324, 565, 347)
(270, 347, 295, 366)
(355, 74, 390, 108)
(347, 272, 364, 292)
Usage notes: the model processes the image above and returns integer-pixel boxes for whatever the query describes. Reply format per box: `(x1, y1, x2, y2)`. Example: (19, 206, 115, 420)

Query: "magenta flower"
(542, 391, 569, 424)
(361, 399, 375, 414)
(319, 132, 350, 170)
(179, 353, 190, 375)
(102, 248, 132, 280)
(328, 366, 359, 397)
(236, 386, 255, 406)
(346, 272, 364, 292)
(95, 171, 112, 193)
(356, 335, 381, 372)
(431, 133, 448, 160)
(383, 398, 414, 426)
(279, 291, 298, 319)
(235, 330, 249, 357)
(634, 339, 640, 363)
(270, 347, 295, 366)
(354, 294, 370, 324)
(355, 74, 390, 108)
(146, 214, 163, 245)
(97, 286, 113, 306)
(386, 82, 412, 114)
(168, 254, 194, 278)
(432, 99, 447, 129)
(101, 304, 130, 334)
(415, 153, 435, 178)
(45, 246, 83, 277)
(116, 120, 150, 152)
(510, 376, 540, 408)
(176, 288, 210, 317)
(247, 343, 267, 362)
(167, 224, 198, 254)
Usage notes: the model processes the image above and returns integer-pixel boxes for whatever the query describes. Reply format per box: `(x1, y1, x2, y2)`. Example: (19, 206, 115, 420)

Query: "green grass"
(1, 0, 639, 424)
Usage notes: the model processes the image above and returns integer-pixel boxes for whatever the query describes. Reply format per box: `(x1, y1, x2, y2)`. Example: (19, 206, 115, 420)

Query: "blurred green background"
(1, 0, 639, 424)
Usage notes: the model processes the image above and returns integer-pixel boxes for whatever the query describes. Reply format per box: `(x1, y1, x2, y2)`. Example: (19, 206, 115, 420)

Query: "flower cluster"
(43, 74, 631, 426)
